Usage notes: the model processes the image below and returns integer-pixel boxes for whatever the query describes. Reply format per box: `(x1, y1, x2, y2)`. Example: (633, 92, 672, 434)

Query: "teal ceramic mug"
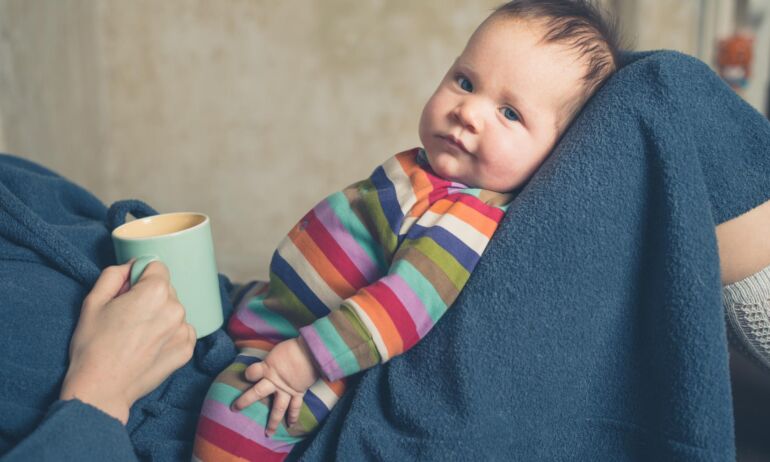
(111, 212, 223, 338)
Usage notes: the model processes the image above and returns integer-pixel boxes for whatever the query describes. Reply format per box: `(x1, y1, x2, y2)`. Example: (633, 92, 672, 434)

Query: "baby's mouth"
(437, 134, 470, 155)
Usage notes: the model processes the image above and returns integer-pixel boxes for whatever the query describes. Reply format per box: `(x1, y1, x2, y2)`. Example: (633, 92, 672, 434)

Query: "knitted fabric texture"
(723, 264, 770, 371)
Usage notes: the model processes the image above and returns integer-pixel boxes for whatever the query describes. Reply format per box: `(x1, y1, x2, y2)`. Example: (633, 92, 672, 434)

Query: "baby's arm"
(298, 193, 510, 382)
(227, 151, 510, 436)
(230, 337, 320, 437)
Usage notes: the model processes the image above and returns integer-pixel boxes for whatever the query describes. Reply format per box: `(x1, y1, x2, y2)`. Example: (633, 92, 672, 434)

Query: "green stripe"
(226, 362, 247, 374)
(360, 179, 399, 255)
(205, 382, 303, 444)
(326, 192, 386, 272)
(390, 259, 447, 323)
(336, 306, 381, 368)
(297, 405, 319, 434)
(247, 282, 300, 338)
(403, 237, 469, 290)
(340, 305, 379, 355)
(311, 316, 362, 376)
(461, 188, 483, 199)
(267, 274, 317, 327)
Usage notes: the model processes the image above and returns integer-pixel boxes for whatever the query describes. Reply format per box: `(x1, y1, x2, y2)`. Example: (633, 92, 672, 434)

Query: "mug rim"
(112, 211, 209, 241)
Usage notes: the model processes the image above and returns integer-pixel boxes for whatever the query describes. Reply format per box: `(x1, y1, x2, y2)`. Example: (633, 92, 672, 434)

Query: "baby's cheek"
(488, 166, 527, 192)
(471, 159, 516, 192)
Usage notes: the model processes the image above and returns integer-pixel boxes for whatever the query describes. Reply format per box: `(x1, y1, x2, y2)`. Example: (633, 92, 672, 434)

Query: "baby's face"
(418, 17, 587, 192)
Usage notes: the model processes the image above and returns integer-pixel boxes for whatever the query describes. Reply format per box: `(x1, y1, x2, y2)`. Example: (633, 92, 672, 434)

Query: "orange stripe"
(408, 169, 435, 218)
(348, 289, 403, 357)
(427, 198, 498, 237)
(324, 377, 347, 397)
(395, 151, 434, 218)
(288, 227, 356, 297)
(395, 149, 421, 171)
(234, 338, 276, 351)
(193, 436, 249, 462)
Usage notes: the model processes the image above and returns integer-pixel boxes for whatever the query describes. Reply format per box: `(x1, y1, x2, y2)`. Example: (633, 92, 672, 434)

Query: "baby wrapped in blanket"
(193, 1, 621, 460)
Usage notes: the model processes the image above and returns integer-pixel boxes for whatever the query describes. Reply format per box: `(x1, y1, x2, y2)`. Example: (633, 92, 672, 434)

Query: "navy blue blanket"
(1, 50, 770, 461)
(294, 51, 770, 461)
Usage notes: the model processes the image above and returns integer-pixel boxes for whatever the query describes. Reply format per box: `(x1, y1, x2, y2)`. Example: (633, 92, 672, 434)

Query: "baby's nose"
(453, 100, 482, 133)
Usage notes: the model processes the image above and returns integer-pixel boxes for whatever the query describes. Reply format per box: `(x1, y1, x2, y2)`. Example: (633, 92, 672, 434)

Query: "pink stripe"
(381, 274, 433, 338)
(446, 186, 467, 195)
(200, 399, 292, 453)
(299, 324, 345, 381)
(235, 298, 285, 341)
(314, 199, 379, 283)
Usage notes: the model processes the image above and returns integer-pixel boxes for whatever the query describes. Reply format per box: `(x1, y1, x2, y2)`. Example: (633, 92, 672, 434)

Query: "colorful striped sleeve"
(299, 184, 510, 382)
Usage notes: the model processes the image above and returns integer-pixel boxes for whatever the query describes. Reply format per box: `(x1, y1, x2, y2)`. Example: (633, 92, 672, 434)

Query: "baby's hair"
(492, 0, 621, 102)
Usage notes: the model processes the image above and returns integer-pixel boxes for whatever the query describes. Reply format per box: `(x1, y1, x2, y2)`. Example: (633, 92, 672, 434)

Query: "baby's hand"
(231, 337, 320, 437)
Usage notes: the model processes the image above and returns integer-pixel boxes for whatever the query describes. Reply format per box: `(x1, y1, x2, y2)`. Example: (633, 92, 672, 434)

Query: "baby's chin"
(425, 150, 474, 185)
(425, 150, 456, 176)
(426, 149, 516, 191)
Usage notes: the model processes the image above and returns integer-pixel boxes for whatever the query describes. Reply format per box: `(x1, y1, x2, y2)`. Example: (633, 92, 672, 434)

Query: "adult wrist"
(60, 376, 130, 425)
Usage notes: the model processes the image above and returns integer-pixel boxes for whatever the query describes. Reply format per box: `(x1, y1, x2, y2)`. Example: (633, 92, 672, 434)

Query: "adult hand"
(59, 261, 196, 424)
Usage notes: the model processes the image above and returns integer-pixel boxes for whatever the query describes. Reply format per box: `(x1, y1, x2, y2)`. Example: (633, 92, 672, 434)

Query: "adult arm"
(716, 198, 770, 285)
(1, 400, 136, 462)
(1, 262, 196, 461)
(716, 198, 770, 457)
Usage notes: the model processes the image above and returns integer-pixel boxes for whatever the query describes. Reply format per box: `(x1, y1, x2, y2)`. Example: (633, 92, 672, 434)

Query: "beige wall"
(618, 0, 705, 56)
(4, 1, 760, 281)
(0, 0, 499, 280)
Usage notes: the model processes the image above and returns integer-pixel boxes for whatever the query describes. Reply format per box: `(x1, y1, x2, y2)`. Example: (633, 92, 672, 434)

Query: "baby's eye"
(502, 107, 520, 122)
(456, 76, 473, 92)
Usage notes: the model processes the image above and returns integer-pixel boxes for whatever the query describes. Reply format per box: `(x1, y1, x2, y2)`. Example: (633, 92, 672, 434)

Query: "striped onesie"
(193, 148, 512, 461)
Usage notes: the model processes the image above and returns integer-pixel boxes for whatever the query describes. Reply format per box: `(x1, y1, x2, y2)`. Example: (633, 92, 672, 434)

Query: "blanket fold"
(294, 51, 770, 461)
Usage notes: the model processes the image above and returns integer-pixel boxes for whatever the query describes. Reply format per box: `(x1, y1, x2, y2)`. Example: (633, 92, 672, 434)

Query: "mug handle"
(130, 255, 161, 286)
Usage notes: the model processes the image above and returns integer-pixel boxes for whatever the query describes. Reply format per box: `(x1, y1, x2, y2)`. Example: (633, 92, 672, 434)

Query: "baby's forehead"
(477, 15, 553, 43)
(465, 20, 588, 110)
(470, 17, 588, 71)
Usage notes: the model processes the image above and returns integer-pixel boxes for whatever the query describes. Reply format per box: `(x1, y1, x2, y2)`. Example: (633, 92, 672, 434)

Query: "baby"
(193, 1, 619, 460)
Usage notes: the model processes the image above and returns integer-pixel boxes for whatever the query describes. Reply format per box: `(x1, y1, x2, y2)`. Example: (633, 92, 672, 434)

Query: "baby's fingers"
(287, 395, 303, 428)
(244, 361, 266, 382)
(232, 379, 276, 411)
(265, 392, 290, 438)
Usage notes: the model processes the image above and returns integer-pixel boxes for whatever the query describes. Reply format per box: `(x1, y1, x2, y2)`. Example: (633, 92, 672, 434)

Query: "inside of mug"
(113, 213, 206, 239)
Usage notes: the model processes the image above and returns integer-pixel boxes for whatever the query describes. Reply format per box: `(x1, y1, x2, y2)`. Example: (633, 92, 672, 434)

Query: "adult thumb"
(82, 262, 134, 309)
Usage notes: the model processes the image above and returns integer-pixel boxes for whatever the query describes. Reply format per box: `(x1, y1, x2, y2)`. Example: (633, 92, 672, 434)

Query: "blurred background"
(0, 0, 769, 281)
